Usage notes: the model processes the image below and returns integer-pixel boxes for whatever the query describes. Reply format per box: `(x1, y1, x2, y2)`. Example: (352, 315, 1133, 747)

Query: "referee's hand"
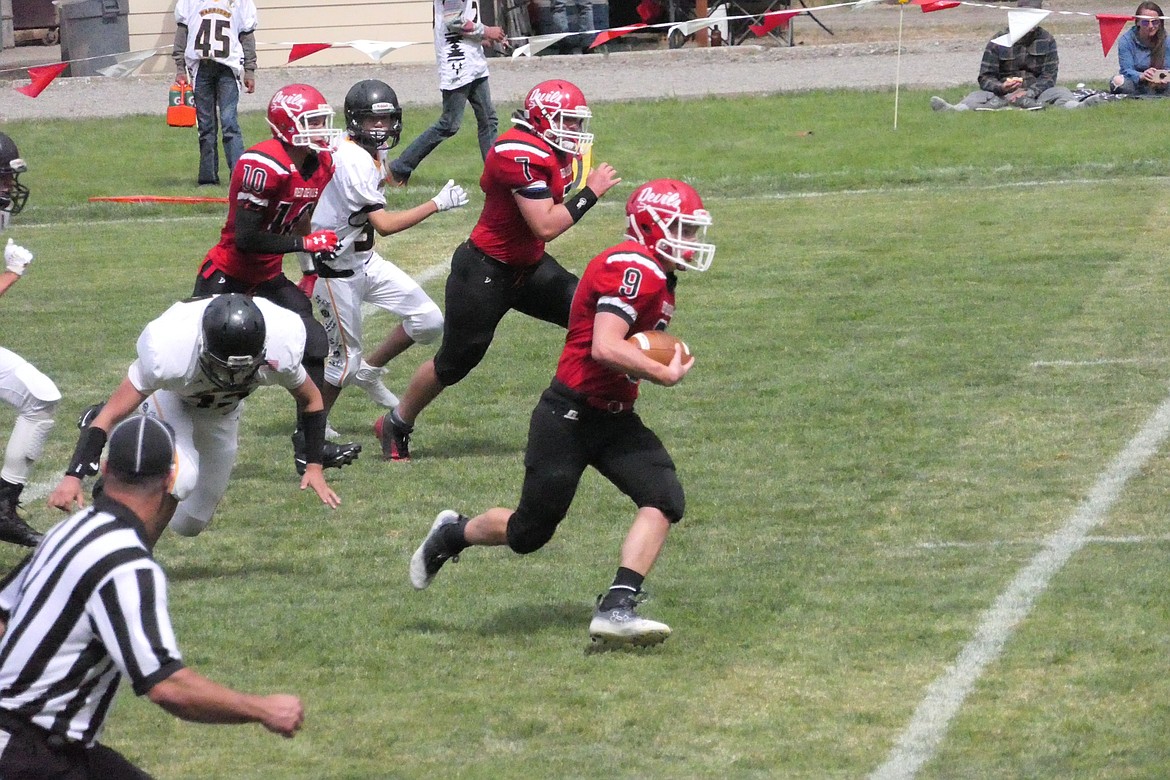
(259, 694, 304, 738)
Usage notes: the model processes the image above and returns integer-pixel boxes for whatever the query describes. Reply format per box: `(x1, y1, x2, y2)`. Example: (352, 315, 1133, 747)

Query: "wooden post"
(695, 0, 708, 45)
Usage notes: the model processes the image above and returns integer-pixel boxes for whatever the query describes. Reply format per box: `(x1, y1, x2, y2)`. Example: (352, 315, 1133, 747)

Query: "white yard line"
(870, 392, 1170, 780)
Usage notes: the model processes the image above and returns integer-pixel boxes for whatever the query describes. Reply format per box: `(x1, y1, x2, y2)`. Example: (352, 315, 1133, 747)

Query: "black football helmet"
(0, 132, 30, 218)
(199, 294, 267, 391)
(344, 79, 403, 151)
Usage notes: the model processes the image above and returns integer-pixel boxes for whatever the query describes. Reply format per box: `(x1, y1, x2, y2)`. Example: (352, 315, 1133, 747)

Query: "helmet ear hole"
(343, 79, 403, 150)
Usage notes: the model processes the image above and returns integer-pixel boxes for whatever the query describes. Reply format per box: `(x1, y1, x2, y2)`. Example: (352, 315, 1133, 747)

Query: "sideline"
(869, 391, 1170, 780)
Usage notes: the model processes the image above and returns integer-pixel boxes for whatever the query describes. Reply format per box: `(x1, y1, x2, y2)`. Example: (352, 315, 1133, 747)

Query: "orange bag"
(167, 81, 197, 127)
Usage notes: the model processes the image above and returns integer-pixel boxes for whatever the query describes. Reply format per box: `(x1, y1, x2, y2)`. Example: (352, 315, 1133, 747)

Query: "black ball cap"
(106, 415, 175, 478)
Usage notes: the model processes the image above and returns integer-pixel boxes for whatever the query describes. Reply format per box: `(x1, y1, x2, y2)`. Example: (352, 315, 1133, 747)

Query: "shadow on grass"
(166, 559, 306, 582)
(475, 601, 586, 636)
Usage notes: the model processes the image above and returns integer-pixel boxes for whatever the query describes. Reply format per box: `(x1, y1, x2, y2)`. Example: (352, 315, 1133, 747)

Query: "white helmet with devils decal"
(517, 79, 593, 155)
(625, 179, 714, 272)
(266, 84, 343, 152)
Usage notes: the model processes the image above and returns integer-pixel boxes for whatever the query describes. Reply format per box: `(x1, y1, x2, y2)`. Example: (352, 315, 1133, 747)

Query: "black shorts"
(193, 261, 313, 320)
(0, 711, 150, 779)
(432, 241, 578, 387)
(512, 383, 685, 535)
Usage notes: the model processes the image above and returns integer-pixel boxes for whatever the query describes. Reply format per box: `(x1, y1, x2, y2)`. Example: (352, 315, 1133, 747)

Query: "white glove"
(431, 179, 469, 212)
(4, 239, 33, 276)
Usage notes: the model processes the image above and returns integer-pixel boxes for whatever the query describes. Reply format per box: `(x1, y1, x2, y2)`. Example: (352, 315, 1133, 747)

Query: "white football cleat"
(352, 361, 399, 409)
(589, 594, 671, 647)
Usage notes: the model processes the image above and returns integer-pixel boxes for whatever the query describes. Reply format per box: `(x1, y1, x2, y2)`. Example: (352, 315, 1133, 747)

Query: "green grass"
(2, 89, 1170, 778)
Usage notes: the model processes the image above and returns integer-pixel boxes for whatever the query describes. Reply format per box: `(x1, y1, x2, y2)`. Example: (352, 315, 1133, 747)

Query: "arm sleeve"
(91, 564, 185, 696)
(976, 40, 1005, 94)
(240, 30, 257, 75)
(172, 23, 188, 73)
(235, 206, 303, 255)
(1118, 33, 1144, 83)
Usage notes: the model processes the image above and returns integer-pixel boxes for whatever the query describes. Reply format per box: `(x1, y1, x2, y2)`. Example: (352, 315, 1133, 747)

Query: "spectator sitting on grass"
(931, 0, 1087, 111)
(1110, 2, 1170, 97)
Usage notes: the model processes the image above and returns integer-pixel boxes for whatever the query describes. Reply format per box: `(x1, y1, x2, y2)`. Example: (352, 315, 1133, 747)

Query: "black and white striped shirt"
(0, 495, 184, 746)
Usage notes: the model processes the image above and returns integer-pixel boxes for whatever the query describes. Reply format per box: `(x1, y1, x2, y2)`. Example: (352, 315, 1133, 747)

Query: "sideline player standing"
(0, 132, 59, 547)
(47, 294, 341, 537)
(376, 79, 621, 461)
(387, 0, 508, 186)
(307, 79, 469, 427)
(192, 84, 362, 475)
(406, 179, 715, 646)
(0, 416, 303, 778)
(172, 0, 259, 185)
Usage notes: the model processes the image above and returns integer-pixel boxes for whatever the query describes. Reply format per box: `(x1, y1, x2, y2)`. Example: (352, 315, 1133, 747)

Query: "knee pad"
(403, 308, 444, 346)
(505, 508, 564, 555)
(433, 337, 490, 387)
(2, 414, 55, 484)
(14, 363, 61, 408)
(170, 509, 211, 537)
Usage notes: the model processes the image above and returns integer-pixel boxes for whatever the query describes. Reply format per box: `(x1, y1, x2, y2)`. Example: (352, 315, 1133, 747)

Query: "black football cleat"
(292, 431, 362, 476)
(0, 497, 42, 548)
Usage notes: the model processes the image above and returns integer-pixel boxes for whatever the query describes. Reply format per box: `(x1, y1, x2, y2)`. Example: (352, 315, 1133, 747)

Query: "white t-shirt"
(174, 0, 259, 79)
(311, 138, 386, 273)
(128, 297, 305, 413)
(434, 0, 490, 91)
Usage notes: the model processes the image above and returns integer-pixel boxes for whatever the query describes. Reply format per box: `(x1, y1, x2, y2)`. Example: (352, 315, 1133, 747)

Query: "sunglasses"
(1137, 18, 1162, 27)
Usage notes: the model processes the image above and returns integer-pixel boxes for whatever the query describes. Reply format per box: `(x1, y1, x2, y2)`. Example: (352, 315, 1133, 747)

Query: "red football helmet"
(266, 84, 342, 152)
(520, 80, 593, 155)
(626, 179, 715, 272)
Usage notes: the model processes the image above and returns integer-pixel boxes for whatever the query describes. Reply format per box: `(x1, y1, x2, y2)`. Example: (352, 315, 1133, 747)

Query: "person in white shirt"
(306, 79, 469, 430)
(172, 0, 259, 185)
(387, 0, 508, 186)
(48, 294, 341, 538)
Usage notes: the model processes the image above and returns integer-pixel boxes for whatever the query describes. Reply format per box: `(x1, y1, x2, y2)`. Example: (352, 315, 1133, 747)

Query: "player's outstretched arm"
(148, 667, 305, 738)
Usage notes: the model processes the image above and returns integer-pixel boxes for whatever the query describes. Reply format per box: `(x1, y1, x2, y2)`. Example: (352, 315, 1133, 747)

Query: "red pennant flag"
(1096, 14, 1131, 57)
(915, 0, 960, 12)
(15, 62, 67, 98)
(287, 43, 332, 64)
(590, 24, 646, 48)
(749, 10, 798, 38)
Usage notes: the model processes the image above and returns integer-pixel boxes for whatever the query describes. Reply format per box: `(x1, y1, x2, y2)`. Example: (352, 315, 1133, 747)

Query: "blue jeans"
(390, 76, 498, 180)
(193, 60, 243, 184)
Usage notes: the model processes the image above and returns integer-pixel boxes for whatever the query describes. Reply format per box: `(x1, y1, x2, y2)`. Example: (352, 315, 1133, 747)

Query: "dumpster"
(56, 0, 127, 77)
(2, 0, 13, 49)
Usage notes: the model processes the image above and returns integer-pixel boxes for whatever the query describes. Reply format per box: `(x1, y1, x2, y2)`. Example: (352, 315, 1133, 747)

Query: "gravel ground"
(0, 2, 1119, 121)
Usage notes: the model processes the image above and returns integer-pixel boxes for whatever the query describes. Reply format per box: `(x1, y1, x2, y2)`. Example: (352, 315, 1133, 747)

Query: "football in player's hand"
(627, 330, 691, 366)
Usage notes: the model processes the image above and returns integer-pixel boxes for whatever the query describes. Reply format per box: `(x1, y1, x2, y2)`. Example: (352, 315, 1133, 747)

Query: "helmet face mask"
(522, 80, 594, 155)
(0, 132, 30, 221)
(199, 294, 268, 391)
(344, 79, 403, 151)
(626, 180, 715, 272)
(267, 84, 343, 153)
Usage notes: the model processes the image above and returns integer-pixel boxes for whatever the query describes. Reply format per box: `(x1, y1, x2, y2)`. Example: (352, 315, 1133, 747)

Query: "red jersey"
(469, 126, 574, 268)
(203, 138, 334, 285)
(555, 240, 677, 405)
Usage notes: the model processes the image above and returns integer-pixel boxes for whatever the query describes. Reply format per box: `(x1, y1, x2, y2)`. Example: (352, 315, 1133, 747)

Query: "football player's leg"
(505, 390, 590, 555)
(366, 257, 444, 351)
(315, 275, 364, 405)
(167, 400, 236, 538)
(513, 253, 579, 328)
(0, 348, 60, 494)
(430, 244, 514, 388)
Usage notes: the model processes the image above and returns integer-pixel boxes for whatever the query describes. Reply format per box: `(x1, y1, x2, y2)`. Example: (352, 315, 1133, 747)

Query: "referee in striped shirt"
(0, 415, 303, 778)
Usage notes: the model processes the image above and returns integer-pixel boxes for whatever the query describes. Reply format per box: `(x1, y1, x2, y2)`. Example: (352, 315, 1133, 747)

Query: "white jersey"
(127, 296, 306, 414)
(175, 0, 258, 80)
(311, 138, 386, 273)
(434, 0, 490, 91)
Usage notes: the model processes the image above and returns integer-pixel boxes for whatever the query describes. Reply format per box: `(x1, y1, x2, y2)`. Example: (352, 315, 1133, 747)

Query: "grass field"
(2, 89, 1169, 778)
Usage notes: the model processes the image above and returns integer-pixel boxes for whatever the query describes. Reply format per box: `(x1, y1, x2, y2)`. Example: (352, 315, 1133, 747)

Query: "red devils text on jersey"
(469, 127, 574, 268)
(555, 240, 677, 404)
(203, 138, 334, 285)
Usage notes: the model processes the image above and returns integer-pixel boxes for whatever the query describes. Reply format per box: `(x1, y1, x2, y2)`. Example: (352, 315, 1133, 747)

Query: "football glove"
(4, 238, 33, 276)
(431, 180, 469, 212)
(301, 230, 338, 254)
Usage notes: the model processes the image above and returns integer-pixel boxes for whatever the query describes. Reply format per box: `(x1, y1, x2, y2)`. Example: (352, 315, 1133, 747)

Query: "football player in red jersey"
(192, 83, 362, 475)
(406, 179, 715, 647)
(375, 79, 621, 461)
